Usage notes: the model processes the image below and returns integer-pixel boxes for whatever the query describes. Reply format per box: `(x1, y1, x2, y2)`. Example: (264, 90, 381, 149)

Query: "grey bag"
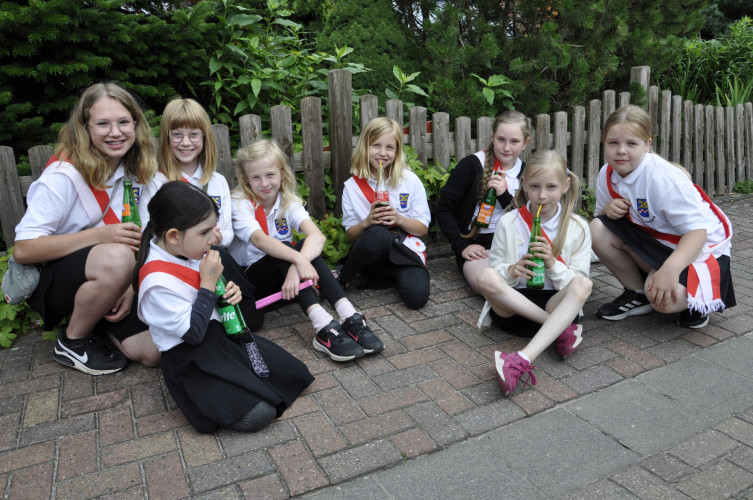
(2, 255, 41, 305)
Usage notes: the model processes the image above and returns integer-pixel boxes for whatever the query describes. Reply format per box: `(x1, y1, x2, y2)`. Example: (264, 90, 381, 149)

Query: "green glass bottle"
(475, 172, 500, 228)
(526, 215, 545, 289)
(215, 275, 246, 338)
(121, 180, 135, 224)
(127, 180, 142, 227)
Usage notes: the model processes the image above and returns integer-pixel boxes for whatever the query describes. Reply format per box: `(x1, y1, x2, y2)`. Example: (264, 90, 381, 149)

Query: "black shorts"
(488, 288, 579, 338)
(28, 245, 147, 342)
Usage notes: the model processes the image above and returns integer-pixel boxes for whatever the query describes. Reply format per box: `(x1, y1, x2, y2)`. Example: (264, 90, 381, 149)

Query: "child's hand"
(199, 250, 223, 291)
(376, 203, 398, 227)
(646, 267, 681, 309)
(509, 255, 536, 280)
(530, 237, 555, 268)
(210, 227, 223, 246)
(462, 244, 489, 261)
(97, 223, 142, 251)
(282, 267, 301, 300)
(487, 174, 507, 196)
(293, 256, 319, 287)
(222, 280, 243, 305)
(604, 198, 630, 219)
(366, 200, 390, 228)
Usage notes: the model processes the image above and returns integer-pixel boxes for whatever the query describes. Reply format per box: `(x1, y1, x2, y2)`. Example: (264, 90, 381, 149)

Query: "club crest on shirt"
(275, 217, 289, 235)
(132, 186, 140, 204)
(636, 198, 649, 218)
(211, 195, 221, 209)
(399, 193, 409, 209)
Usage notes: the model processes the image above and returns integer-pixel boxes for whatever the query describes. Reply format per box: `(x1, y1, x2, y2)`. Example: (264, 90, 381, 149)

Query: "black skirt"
(161, 321, 314, 433)
(488, 288, 579, 338)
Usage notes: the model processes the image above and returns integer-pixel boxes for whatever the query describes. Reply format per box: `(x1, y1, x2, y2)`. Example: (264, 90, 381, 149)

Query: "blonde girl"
(156, 98, 233, 246)
(437, 110, 532, 293)
(339, 117, 431, 309)
(476, 151, 592, 396)
(591, 105, 735, 328)
(229, 140, 382, 362)
(13, 82, 162, 374)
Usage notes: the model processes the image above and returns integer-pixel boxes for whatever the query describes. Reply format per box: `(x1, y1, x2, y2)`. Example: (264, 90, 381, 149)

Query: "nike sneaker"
(53, 327, 128, 375)
(313, 321, 365, 362)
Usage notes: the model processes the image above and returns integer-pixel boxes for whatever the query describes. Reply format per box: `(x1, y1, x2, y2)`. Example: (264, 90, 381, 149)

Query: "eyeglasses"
(88, 119, 136, 135)
(170, 131, 204, 143)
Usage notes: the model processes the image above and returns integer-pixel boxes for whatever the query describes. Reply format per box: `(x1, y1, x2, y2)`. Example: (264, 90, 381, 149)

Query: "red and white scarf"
(604, 165, 732, 313)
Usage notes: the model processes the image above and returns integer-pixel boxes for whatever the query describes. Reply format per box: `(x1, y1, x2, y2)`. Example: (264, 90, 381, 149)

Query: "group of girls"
(12, 80, 735, 433)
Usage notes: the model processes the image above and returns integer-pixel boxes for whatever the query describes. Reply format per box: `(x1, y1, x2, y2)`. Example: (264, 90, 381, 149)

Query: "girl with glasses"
(156, 98, 233, 248)
(12, 82, 164, 375)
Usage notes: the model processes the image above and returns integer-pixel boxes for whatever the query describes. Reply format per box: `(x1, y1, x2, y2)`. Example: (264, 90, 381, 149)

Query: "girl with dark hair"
(136, 181, 313, 434)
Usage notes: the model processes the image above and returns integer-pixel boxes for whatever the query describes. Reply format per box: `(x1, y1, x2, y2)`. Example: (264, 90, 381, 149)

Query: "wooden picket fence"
(1, 66, 752, 245)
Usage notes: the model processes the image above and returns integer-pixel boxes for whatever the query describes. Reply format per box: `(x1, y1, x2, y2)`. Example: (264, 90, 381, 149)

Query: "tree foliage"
(702, 0, 753, 38)
(0, 0, 212, 156)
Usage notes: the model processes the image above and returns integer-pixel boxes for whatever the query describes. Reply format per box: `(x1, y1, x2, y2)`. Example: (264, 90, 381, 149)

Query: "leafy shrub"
(734, 179, 753, 194)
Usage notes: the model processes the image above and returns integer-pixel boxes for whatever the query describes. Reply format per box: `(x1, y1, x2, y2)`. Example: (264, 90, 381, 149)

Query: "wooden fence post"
(735, 104, 745, 183)
(682, 101, 694, 175)
(29, 145, 53, 179)
(239, 114, 262, 148)
(301, 96, 325, 219)
(587, 99, 602, 191)
(659, 90, 671, 159)
(693, 103, 705, 186)
(746, 103, 753, 180)
(671, 95, 682, 163)
(432, 112, 450, 170)
(535, 113, 550, 152)
(212, 124, 234, 186)
(360, 95, 378, 132)
(705, 105, 715, 195)
(619, 92, 631, 108)
(0, 147, 25, 244)
(409, 106, 428, 168)
(715, 107, 727, 193)
(725, 106, 736, 189)
(553, 111, 567, 160)
(455, 116, 472, 161)
(630, 66, 651, 95)
(328, 69, 353, 217)
(385, 99, 403, 128)
(270, 105, 293, 163)
(648, 86, 659, 144)
(477, 117, 492, 154)
(571, 106, 586, 182)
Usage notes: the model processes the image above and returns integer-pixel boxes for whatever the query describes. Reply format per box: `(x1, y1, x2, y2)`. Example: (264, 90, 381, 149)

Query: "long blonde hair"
(512, 150, 582, 258)
(233, 139, 300, 214)
(55, 83, 156, 189)
(351, 117, 409, 189)
(158, 98, 218, 186)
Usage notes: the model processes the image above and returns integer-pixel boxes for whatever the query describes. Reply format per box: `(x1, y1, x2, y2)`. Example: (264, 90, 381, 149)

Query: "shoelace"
(503, 353, 537, 390)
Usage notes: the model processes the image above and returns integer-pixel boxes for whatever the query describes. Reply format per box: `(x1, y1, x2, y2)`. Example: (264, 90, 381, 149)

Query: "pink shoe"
(555, 324, 583, 359)
(494, 351, 536, 396)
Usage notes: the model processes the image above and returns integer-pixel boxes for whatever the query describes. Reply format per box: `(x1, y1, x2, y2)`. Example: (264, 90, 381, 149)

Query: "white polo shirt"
(228, 192, 311, 266)
(182, 165, 234, 247)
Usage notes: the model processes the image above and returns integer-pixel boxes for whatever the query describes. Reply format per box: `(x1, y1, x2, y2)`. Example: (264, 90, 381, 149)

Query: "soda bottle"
(121, 180, 134, 224)
(526, 212, 545, 289)
(215, 275, 269, 377)
(475, 172, 502, 228)
(375, 161, 390, 207)
(127, 180, 142, 228)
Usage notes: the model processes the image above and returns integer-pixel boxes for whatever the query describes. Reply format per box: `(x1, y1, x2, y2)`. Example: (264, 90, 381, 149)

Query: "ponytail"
(133, 221, 154, 292)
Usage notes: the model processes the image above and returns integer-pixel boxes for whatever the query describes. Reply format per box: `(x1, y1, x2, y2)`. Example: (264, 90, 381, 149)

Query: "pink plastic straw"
(255, 280, 314, 309)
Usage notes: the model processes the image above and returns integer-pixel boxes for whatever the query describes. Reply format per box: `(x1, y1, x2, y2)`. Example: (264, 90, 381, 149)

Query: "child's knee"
(569, 276, 593, 299)
(476, 267, 502, 294)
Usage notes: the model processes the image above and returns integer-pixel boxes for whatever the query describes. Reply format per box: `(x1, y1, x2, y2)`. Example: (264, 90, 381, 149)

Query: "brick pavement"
(0, 194, 752, 499)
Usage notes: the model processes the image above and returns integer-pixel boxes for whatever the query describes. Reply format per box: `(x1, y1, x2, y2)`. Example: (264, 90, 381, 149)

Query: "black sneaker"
(53, 328, 129, 375)
(313, 321, 365, 362)
(341, 313, 384, 354)
(596, 289, 653, 320)
(677, 308, 709, 329)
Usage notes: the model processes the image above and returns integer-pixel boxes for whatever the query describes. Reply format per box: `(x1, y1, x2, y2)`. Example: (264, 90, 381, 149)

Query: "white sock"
(517, 351, 531, 363)
(309, 306, 335, 333)
(334, 300, 358, 323)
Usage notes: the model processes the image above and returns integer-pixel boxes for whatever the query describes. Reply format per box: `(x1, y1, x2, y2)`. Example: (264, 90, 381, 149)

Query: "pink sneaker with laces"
(555, 323, 583, 359)
(494, 351, 536, 396)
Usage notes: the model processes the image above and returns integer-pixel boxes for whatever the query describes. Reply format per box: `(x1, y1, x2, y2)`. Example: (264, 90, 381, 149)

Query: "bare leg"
(590, 218, 645, 290)
(110, 331, 161, 367)
(67, 244, 135, 340)
(462, 257, 490, 295)
(477, 267, 548, 324)
(644, 269, 688, 314)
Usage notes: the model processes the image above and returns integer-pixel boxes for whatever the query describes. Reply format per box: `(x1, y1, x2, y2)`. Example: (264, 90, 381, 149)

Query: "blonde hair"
(603, 105, 653, 144)
(512, 150, 582, 258)
(158, 98, 218, 186)
(55, 83, 156, 189)
(462, 110, 532, 239)
(351, 117, 409, 189)
(233, 139, 300, 214)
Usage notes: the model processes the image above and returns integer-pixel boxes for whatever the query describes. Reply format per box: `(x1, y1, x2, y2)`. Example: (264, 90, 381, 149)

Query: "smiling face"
(492, 122, 529, 169)
(604, 123, 651, 177)
(243, 153, 282, 209)
(169, 127, 204, 175)
(522, 165, 571, 221)
(87, 97, 136, 169)
(368, 132, 397, 176)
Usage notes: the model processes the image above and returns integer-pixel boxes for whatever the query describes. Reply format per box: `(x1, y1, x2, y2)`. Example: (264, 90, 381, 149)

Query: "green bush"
(0, 249, 49, 349)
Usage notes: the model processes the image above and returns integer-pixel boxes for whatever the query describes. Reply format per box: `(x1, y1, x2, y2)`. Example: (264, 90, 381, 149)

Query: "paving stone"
(729, 446, 753, 473)
(0, 441, 54, 474)
(277, 394, 320, 420)
(0, 395, 23, 416)
(430, 358, 480, 390)
(418, 378, 474, 415)
(511, 389, 554, 415)
(98, 406, 134, 446)
(405, 401, 467, 447)
(389, 427, 436, 459)
(566, 345, 620, 370)
(313, 388, 363, 426)
(532, 373, 578, 403)
(178, 427, 223, 468)
(0, 374, 58, 399)
(640, 453, 696, 483)
(97, 485, 147, 500)
(22, 387, 58, 427)
(294, 412, 347, 457)
(93, 366, 159, 394)
(437, 340, 487, 368)
(56, 431, 96, 481)
(339, 410, 413, 445)
(61, 389, 128, 418)
(610, 464, 688, 499)
(676, 461, 753, 500)
(646, 339, 699, 363)
(561, 365, 623, 395)
(386, 347, 445, 370)
(715, 417, 753, 446)
(606, 357, 645, 378)
(682, 331, 716, 348)
(130, 382, 166, 417)
(371, 365, 437, 392)
(317, 439, 402, 484)
(136, 410, 189, 437)
(188, 451, 274, 494)
(61, 370, 94, 401)
(455, 398, 527, 436)
(301, 372, 338, 395)
(400, 330, 454, 351)
(410, 314, 462, 334)
(269, 440, 327, 496)
(8, 461, 53, 500)
(55, 464, 142, 499)
(669, 429, 741, 468)
(144, 451, 190, 499)
(462, 379, 503, 405)
(238, 474, 288, 500)
(559, 478, 637, 499)
(0, 412, 20, 452)
(331, 366, 381, 400)
(358, 387, 426, 416)
(19, 413, 95, 447)
(101, 432, 177, 468)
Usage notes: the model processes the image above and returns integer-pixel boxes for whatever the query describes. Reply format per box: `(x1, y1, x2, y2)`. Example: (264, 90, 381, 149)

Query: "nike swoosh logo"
(59, 342, 88, 364)
(348, 332, 359, 341)
(319, 338, 332, 348)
